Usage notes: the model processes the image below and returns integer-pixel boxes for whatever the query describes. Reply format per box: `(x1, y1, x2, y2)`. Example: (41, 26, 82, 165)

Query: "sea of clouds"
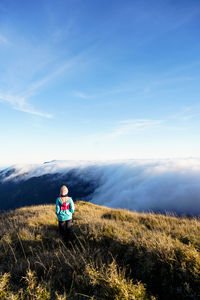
(3, 158, 200, 215)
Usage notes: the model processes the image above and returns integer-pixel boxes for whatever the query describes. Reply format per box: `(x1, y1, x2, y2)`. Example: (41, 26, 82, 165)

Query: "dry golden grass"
(0, 201, 200, 299)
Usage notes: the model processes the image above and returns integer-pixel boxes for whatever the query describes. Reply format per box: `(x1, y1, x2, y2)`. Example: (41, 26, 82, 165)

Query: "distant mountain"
(1, 159, 200, 215)
(0, 163, 98, 210)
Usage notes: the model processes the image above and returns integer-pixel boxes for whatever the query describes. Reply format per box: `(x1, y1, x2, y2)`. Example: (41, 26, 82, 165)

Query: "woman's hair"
(60, 185, 68, 197)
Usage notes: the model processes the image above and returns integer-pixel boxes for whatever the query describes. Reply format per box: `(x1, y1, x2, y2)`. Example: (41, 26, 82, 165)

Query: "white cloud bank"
(4, 158, 200, 215)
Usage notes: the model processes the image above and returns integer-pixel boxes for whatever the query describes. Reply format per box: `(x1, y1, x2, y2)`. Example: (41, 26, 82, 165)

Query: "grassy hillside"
(0, 201, 200, 299)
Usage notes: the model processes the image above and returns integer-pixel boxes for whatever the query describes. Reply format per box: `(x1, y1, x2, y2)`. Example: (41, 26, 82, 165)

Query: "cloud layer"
(3, 158, 200, 215)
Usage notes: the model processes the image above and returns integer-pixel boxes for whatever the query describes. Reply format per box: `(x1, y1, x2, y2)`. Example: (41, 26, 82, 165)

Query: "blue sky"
(0, 0, 200, 165)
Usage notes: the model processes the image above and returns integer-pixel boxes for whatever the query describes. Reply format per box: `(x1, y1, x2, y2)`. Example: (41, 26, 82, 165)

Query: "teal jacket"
(56, 197, 75, 221)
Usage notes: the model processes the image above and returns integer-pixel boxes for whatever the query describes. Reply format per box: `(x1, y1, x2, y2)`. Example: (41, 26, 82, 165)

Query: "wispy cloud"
(73, 91, 90, 99)
(15, 105, 52, 118)
(109, 119, 163, 138)
(172, 106, 200, 121)
(91, 119, 163, 142)
(24, 55, 80, 98)
(0, 93, 52, 118)
(0, 48, 88, 117)
(142, 76, 194, 95)
(73, 87, 130, 100)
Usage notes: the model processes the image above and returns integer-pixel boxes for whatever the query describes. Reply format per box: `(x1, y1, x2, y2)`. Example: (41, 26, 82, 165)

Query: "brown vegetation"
(0, 201, 200, 299)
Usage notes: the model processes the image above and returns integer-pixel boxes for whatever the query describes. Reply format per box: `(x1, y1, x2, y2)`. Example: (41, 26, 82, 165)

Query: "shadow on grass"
(71, 222, 200, 300)
(1, 221, 200, 300)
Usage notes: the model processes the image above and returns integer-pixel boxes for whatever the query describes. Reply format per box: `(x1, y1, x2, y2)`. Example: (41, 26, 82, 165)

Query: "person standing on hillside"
(56, 185, 75, 243)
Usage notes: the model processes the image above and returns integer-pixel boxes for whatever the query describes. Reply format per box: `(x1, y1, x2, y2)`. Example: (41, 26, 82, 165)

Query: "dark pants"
(58, 219, 72, 241)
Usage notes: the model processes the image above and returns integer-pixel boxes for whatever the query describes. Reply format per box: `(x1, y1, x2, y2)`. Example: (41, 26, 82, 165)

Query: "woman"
(56, 185, 75, 241)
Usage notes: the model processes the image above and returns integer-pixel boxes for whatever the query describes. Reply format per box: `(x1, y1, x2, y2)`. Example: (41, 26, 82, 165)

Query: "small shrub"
(85, 260, 150, 299)
(0, 273, 11, 299)
(102, 210, 135, 222)
(23, 269, 50, 300)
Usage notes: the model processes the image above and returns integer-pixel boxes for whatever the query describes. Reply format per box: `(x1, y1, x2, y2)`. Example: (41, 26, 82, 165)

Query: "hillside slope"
(0, 202, 200, 299)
